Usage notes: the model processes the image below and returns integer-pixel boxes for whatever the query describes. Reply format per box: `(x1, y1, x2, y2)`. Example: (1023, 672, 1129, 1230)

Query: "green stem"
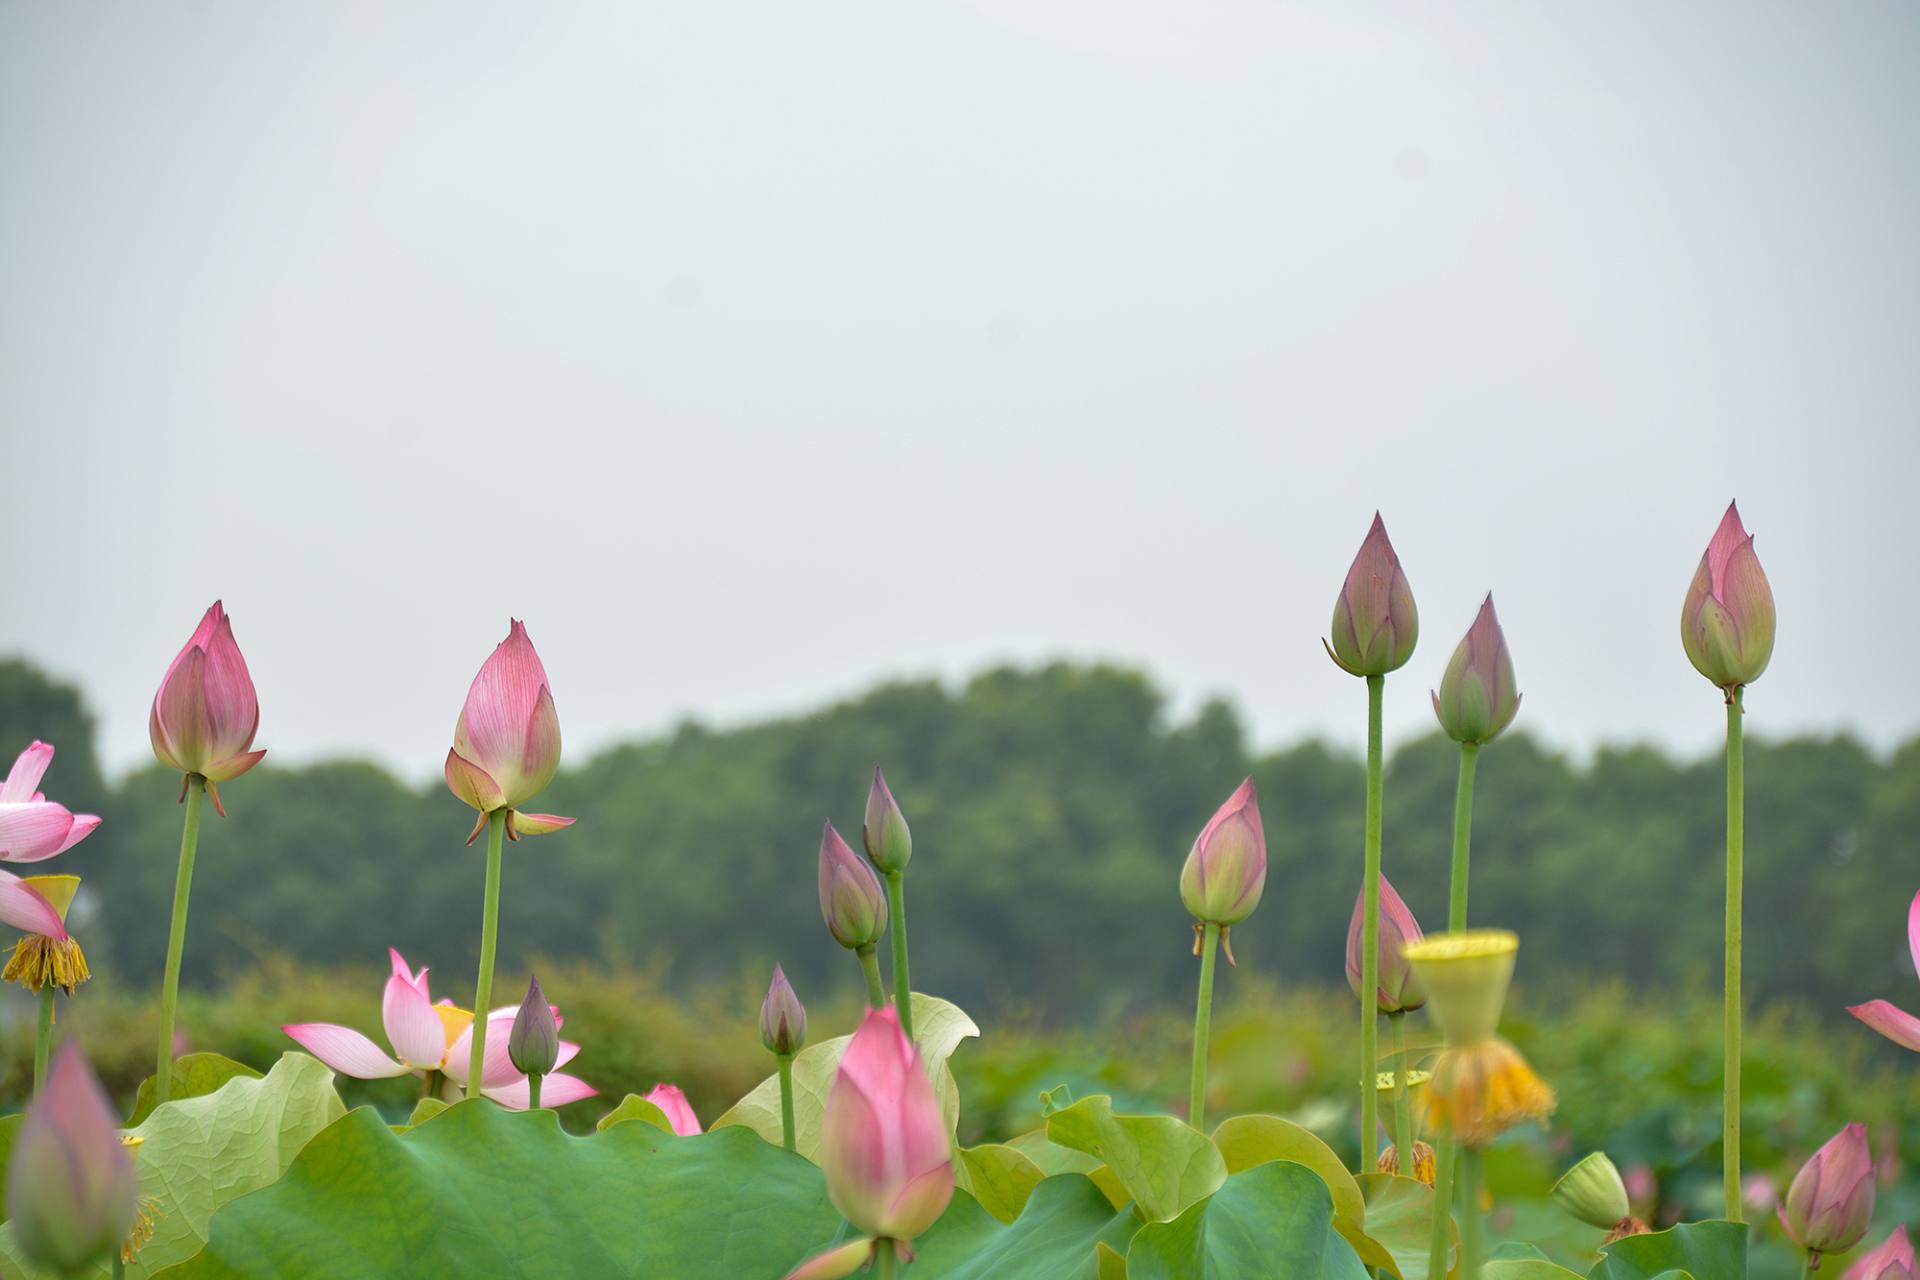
(424, 1069, 442, 1102)
(1390, 1011, 1411, 1176)
(1724, 688, 1744, 1221)
(33, 986, 54, 1096)
(1189, 921, 1221, 1130)
(1427, 1123, 1456, 1280)
(1800, 1252, 1814, 1280)
(467, 809, 508, 1100)
(1449, 743, 1480, 931)
(1460, 1144, 1485, 1280)
(527, 1073, 543, 1110)
(777, 1053, 796, 1152)
(875, 1240, 899, 1279)
(1359, 674, 1384, 1167)
(884, 871, 914, 1042)
(154, 777, 206, 1104)
(857, 944, 887, 1009)
(113, 1254, 127, 1280)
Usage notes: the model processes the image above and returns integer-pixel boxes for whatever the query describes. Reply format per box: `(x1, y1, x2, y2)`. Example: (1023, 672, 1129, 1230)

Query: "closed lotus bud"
(760, 964, 807, 1056)
(820, 1006, 953, 1244)
(508, 975, 559, 1077)
(1845, 1226, 1916, 1280)
(1681, 501, 1776, 693)
(149, 602, 266, 812)
(1179, 778, 1266, 927)
(862, 767, 912, 875)
(1779, 1123, 1875, 1256)
(1403, 930, 1517, 1045)
(818, 822, 888, 950)
(1326, 514, 1418, 677)
(1432, 595, 1522, 745)
(1552, 1152, 1631, 1229)
(444, 621, 575, 843)
(644, 1083, 703, 1136)
(5, 1044, 137, 1273)
(1346, 872, 1425, 1013)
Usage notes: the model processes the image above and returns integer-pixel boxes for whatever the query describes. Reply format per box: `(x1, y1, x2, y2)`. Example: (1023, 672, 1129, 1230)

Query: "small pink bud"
(1681, 501, 1776, 693)
(444, 621, 574, 840)
(149, 602, 266, 804)
(643, 1083, 703, 1136)
(1779, 1123, 1875, 1256)
(1845, 1225, 1916, 1280)
(1179, 778, 1266, 926)
(1431, 595, 1522, 745)
(508, 974, 559, 1078)
(1326, 514, 1418, 677)
(1346, 873, 1426, 1013)
(5, 1045, 137, 1273)
(760, 964, 807, 1056)
(819, 1006, 953, 1244)
(818, 821, 888, 950)
(862, 767, 913, 874)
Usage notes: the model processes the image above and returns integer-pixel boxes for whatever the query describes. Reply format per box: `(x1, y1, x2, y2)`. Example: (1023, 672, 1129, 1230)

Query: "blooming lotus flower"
(0, 741, 101, 864)
(5, 1044, 136, 1273)
(1326, 513, 1418, 677)
(1846, 1226, 1916, 1280)
(150, 602, 265, 814)
(444, 621, 574, 845)
(509, 974, 559, 1077)
(1347, 872, 1426, 1014)
(284, 948, 596, 1109)
(1779, 1123, 1875, 1257)
(1848, 889, 1920, 1053)
(1432, 595, 1522, 745)
(1179, 778, 1266, 935)
(761, 964, 807, 1056)
(863, 767, 912, 874)
(819, 1006, 953, 1247)
(819, 821, 888, 950)
(644, 1083, 702, 1136)
(1, 873, 90, 995)
(1681, 501, 1776, 693)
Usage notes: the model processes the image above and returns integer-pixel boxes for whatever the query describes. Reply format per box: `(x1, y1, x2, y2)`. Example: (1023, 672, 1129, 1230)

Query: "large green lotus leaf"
(129, 1054, 263, 1126)
(1356, 1171, 1454, 1280)
(712, 994, 978, 1161)
(953, 1143, 1046, 1224)
(165, 1101, 843, 1278)
(1213, 1115, 1386, 1272)
(594, 1094, 675, 1134)
(1046, 1096, 1225, 1223)
(1095, 1241, 1127, 1280)
(1485, 1263, 1586, 1279)
(1125, 1159, 1371, 1280)
(1005, 1127, 1104, 1176)
(911, 1174, 1138, 1279)
(0, 1052, 344, 1279)
(1586, 1221, 1746, 1280)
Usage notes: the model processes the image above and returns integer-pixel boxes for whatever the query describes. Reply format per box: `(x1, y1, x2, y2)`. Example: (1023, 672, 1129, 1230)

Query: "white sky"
(3, 1, 1916, 779)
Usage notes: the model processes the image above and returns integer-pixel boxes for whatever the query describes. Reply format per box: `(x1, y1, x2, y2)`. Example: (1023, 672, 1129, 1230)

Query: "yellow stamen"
(121, 1195, 161, 1263)
(1377, 1138, 1437, 1186)
(1417, 1037, 1556, 1147)
(4, 933, 91, 995)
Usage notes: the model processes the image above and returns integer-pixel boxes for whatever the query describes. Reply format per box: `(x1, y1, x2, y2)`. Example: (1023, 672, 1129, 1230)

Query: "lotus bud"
(508, 974, 559, 1078)
(819, 1006, 954, 1245)
(1681, 501, 1776, 694)
(1553, 1152, 1631, 1229)
(444, 620, 576, 845)
(149, 601, 266, 815)
(1432, 595, 1522, 745)
(1326, 513, 1418, 677)
(818, 821, 888, 950)
(1346, 872, 1425, 1013)
(5, 1044, 137, 1273)
(1403, 930, 1517, 1045)
(1779, 1123, 1875, 1257)
(1179, 778, 1266, 936)
(643, 1083, 703, 1136)
(862, 767, 912, 874)
(2, 874, 91, 995)
(1845, 1226, 1916, 1280)
(760, 964, 807, 1056)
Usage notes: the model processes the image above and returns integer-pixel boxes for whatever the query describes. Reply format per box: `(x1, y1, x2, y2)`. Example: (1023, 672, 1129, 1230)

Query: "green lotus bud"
(1432, 594, 1522, 745)
(1680, 501, 1776, 693)
(1553, 1152, 1631, 1229)
(760, 964, 807, 1056)
(862, 767, 912, 874)
(1326, 513, 1418, 677)
(5, 1045, 137, 1274)
(508, 974, 559, 1077)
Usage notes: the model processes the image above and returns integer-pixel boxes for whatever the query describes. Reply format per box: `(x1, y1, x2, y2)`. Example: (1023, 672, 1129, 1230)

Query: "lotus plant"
(1325, 512, 1417, 1165)
(1348, 872, 1425, 1176)
(1179, 777, 1265, 1130)
(1779, 1123, 1875, 1275)
(149, 601, 265, 1104)
(444, 621, 574, 1098)
(1, 873, 89, 1094)
(819, 820, 889, 1007)
(5, 1044, 137, 1277)
(863, 767, 916, 1040)
(761, 964, 808, 1152)
(644, 1083, 703, 1136)
(509, 975, 559, 1110)
(1848, 888, 1920, 1053)
(1846, 1226, 1916, 1280)
(284, 948, 596, 1110)
(1432, 595, 1521, 929)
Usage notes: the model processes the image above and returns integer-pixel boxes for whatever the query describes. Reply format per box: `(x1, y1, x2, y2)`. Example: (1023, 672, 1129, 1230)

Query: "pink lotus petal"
(443, 748, 505, 813)
(151, 645, 215, 771)
(284, 1023, 410, 1079)
(0, 742, 53, 804)
(442, 1016, 520, 1089)
(513, 812, 574, 836)
(644, 1083, 702, 1136)
(199, 610, 261, 761)
(1705, 502, 1749, 598)
(0, 802, 78, 864)
(487, 1072, 598, 1110)
(1908, 889, 1920, 978)
(388, 948, 431, 998)
(0, 870, 68, 940)
(1849, 1000, 1920, 1053)
(50, 813, 101, 856)
(382, 975, 450, 1071)
(204, 749, 267, 784)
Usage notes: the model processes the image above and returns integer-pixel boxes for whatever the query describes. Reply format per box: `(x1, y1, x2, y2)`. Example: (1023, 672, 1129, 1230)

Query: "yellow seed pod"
(1402, 930, 1518, 1045)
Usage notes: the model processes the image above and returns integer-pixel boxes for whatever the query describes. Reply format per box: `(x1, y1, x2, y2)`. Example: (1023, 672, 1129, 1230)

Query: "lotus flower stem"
(1723, 687, 1744, 1221)
(875, 1242, 899, 1279)
(114, 1255, 126, 1280)
(32, 987, 54, 1096)
(153, 778, 206, 1103)
(466, 809, 508, 1099)
(1390, 1011, 1412, 1176)
(1449, 744, 1479, 930)
(1359, 674, 1384, 1166)
(1188, 920, 1220, 1129)
(1427, 1120, 1455, 1280)
(777, 1053, 796, 1152)
(1799, 1254, 1812, 1280)
(884, 871, 914, 1042)
(1460, 1144, 1485, 1280)
(857, 945, 886, 1009)
(527, 1073, 543, 1111)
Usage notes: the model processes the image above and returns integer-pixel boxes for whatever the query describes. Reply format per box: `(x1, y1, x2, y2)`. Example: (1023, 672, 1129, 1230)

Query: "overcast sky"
(3, 1, 1916, 781)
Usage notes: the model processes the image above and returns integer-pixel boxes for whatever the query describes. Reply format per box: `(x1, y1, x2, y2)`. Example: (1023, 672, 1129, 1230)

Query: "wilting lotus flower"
(761, 964, 807, 1056)
(1779, 1123, 1875, 1258)
(1432, 595, 1522, 745)
(5, 1044, 136, 1273)
(1179, 778, 1266, 934)
(1845, 1226, 1916, 1280)
(819, 1006, 953, 1246)
(1, 873, 90, 995)
(0, 742, 101, 864)
(444, 621, 575, 844)
(863, 767, 913, 875)
(150, 602, 265, 814)
(1347, 872, 1426, 1013)
(284, 948, 595, 1109)
(1681, 502, 1776, 693)
(1848, 889, 1920, 1053)
(644, 1083, 703, 1136)
(1326, 513, 1419, 677)
(508, 974, 559, 1078)
(818, 821, 888, 950)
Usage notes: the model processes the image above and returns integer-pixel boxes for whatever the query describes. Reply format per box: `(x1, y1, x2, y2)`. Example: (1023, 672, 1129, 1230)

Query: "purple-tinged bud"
(862, 767, 913, 874)
(760, 964, 807, 1056)
(819, 821, 888, 950)
(1681, 501, 1776, 693)
(1179, 778, 1266, 927)
(5, 1044, 137, 1273)
(508, 974, 559, 1077)
(1326, 514, 1418, 677)
(1432, 595, 1522, 745)
(1845, 1225, 1916, 1280)
(1779, 1123, 1875, 1257)
(1346, 873, 1426, 1013)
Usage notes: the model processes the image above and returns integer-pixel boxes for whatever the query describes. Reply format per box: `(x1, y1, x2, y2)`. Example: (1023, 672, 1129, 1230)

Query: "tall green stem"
(114, 1253, 127, 1280)
(884, 871, 914, 1042)
(154, 778, 206, 1104)
(857, 945, 886, 1009)
(778, 1054, 797, 1152)
(1427, 1121, 1455, 1280)
(875, 1241, 899, 1279)
(1389, 1011, 1411, 1177)
(33, 986, 54, 1096)
(1359, 674, 1384, 1166)
(1460, 1144, 1485, 1280)
(1188, 922, 1221, 1129)
(1724, 688, 1745, 1221)
(527, 1073, 543, 1110)
(1449, 743, 1480, 930)
(1799, 1253, 1813, 1280)
(467, 810, 508, 1100)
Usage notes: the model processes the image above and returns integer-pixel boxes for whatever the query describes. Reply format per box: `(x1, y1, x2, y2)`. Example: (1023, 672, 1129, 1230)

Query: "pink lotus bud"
(508, 974, 559, 1077)
(760, 964, 807, 1056)
(643, 1083, 703, 1136)
(4, 1044, 136, 1273)
(1346, 873, 1426, 1013)
(1326, 514, 1418, 677)
(1681, 501, 1776, 693)
(149, 602, 265, 811)
(1179, 778, 1266, 927)
(1846, 1226, 1916, 1280)
(1431, 595, 1522, 745)
(862, 767, 913, 874)
(444, 621, 574, 843)
(0, 741, 102, 865)
(1779, 1123, 1875, 1256)
(818, 821, 888, 949)
(820, 1006, 954, 1244)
